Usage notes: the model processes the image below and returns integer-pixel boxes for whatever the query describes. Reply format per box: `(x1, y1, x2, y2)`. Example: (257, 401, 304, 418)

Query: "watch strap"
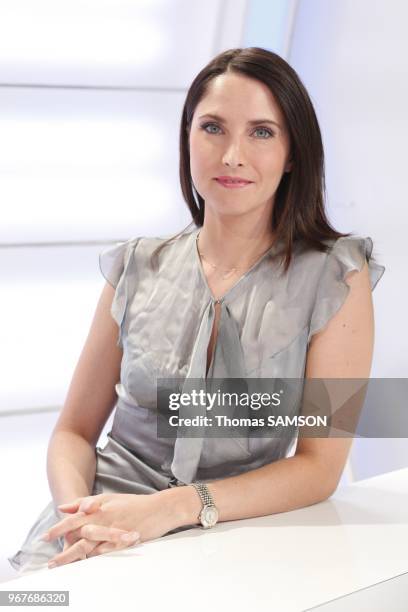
(191, 482, 215, 508)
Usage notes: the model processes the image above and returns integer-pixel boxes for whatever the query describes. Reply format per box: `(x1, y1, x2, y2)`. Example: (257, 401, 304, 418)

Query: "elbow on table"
(317, 467, 346, 503)
(320, 481, 339, 503)
(303, 480, 338, 511)
(300, 454, 343, 505)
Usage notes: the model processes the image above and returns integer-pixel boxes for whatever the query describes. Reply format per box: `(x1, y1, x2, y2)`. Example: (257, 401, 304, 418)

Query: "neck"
(196, 226, 276, 271)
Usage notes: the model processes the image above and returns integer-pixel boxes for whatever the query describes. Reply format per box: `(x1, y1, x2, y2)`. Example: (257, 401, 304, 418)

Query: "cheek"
(258, 148, 286, 176)
(189, 142, 213, 176)
(190, 131, 218, 156)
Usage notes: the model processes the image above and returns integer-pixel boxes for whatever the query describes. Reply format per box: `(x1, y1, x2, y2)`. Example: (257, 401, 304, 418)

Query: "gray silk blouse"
(8, 226, 385, 575)
(98, 227, 385, 484)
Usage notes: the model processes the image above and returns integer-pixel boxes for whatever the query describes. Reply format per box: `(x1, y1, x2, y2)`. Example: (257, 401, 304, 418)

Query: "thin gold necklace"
(196, 231, 274, 280)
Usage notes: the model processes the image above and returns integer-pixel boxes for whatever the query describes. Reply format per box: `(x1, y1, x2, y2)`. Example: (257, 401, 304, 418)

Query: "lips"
(215, 176, 253, 186)
(216, 176, 252, 183)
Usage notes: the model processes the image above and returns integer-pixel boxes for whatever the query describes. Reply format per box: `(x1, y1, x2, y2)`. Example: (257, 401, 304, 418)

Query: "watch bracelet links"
(167, 476, 214, 505)
(167, 478, 216, 524)
(191, 481, 215, 507)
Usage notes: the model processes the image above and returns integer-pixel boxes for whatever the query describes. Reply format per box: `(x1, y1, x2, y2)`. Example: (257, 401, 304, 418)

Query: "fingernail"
(40, 533, 50, 541)
(121, 532, 140, 541)
(48, 561, 57, 569)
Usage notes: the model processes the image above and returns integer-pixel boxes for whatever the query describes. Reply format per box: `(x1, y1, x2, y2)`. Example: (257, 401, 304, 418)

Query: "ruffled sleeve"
(307, 236, 385, 343)
(99, 238, 140, 347)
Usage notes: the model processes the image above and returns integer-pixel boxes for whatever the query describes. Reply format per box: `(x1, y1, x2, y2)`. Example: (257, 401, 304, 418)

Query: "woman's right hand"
(60, 504, 100, 558)
(55, 501, 139, 565)
(62, 531, 99, 557)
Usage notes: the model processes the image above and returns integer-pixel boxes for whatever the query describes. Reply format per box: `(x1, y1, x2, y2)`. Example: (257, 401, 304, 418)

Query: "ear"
(285, 159, 293, 173)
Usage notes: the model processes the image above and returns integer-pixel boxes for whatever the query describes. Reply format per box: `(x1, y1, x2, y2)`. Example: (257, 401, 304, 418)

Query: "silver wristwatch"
(191, 482, 219, 529)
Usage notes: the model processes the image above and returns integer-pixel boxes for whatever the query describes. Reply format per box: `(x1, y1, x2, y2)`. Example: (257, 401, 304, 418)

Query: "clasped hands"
(40, 492, 174, 569)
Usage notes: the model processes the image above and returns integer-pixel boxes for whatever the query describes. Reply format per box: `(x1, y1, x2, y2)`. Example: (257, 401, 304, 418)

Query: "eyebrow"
(198, 113, 282, 129)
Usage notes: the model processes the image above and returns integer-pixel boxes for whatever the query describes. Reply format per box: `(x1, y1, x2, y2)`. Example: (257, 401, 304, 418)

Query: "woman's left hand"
(41, 492, 177, 568)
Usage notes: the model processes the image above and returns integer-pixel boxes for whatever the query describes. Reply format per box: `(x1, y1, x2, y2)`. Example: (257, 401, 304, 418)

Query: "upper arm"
(295, 260, 374, 492)
(52, 281, 123, 447)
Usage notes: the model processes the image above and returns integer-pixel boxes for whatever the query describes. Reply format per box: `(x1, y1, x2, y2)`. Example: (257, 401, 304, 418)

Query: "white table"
(2, 467, 408, 611)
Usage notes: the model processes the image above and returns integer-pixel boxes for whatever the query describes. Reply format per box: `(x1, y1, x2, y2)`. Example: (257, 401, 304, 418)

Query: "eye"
(199, 122, 275, 139)
(253, 127, 274, 139)
(200, 122, 221, 134)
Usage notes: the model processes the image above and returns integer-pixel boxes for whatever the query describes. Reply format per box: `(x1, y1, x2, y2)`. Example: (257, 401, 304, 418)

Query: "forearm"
(166, 454, 336, 528)
(46, 429, 97, 507)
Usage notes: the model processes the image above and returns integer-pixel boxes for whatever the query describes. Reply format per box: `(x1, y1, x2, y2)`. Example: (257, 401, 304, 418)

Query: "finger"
(63, 529, 83, 550)
(57, 498, 83, 511)
(58, 496, 101, 513)
(79, 524, 140, 544)
(79, 498, 101, 513)
(59, 523, 98, 547)
(86, 541, 120, 558)
(41, 511, 89, 542)
(49, 538, 98, 568)
(87, 536, 141, 559)
(61, 530, 96, 557)
(60, 526, 139, 566)
(56, 503, 97, 515)
(62, 536, 82, 553)
(57, 505, 79, 514)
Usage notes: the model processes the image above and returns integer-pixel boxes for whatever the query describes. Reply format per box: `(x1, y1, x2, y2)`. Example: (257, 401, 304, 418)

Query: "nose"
(222, 139, 244, 167)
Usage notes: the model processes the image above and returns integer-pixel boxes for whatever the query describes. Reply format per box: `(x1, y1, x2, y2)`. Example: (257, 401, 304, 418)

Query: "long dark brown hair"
(151, 46, 352, 274)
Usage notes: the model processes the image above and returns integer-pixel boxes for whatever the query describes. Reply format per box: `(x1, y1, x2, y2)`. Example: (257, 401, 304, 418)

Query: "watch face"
(202, 506, 219, 527)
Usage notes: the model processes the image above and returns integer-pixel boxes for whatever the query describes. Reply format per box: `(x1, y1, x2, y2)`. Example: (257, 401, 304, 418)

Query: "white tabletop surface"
(2, 466, 408, 611)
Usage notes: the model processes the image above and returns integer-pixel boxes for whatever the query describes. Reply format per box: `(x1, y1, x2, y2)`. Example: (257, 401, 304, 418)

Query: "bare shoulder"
(305, 259, 374, 379)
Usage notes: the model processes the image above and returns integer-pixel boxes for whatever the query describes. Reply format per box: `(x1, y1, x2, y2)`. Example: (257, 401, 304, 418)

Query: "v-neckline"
(193, 228, 279, 304)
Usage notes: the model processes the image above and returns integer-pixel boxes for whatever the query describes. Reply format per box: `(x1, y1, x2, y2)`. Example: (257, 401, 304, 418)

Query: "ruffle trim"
(307, 236, 385, 343)
(99, 237, 140, 347)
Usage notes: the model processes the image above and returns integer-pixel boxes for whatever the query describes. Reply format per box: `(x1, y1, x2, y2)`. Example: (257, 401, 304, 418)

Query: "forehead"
(195, 72, 283, 120)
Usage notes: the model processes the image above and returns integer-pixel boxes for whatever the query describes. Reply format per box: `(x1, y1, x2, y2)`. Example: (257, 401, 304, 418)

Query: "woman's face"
(188, 71, 292, 218)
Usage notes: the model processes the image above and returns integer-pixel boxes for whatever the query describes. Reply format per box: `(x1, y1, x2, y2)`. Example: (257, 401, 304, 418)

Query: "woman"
(8, 47, 385, 574)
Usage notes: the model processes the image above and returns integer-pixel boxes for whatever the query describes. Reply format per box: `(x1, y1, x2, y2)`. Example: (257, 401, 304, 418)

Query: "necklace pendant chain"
(196, 231, 273, 278)
(221, 268, 237, 280)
